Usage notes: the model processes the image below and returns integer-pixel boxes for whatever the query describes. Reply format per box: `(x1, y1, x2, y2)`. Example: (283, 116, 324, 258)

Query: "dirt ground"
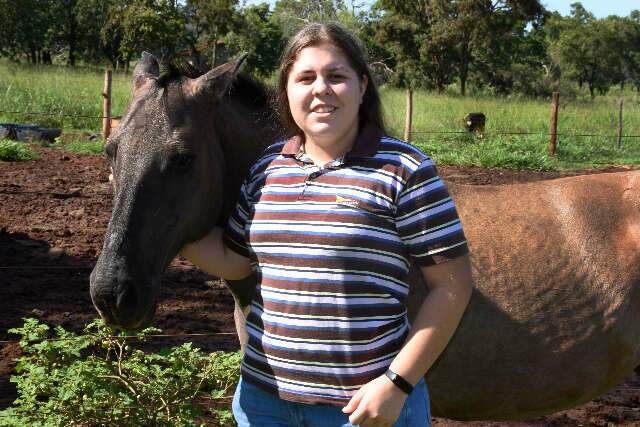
(0, 146, 638, 426)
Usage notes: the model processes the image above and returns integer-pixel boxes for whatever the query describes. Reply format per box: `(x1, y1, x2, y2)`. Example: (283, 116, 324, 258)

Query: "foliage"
(374, 0, 546, 95)
(0, 318, 241, 426)
(186, 0, 238, 67)
(103, 0, 186, 70)
(52, 137, 105, 155)
(0, 0, 639, 100)
(224, 4, 285, 78)
(272, 0, 347, 38)
(0, 140, 39, 161)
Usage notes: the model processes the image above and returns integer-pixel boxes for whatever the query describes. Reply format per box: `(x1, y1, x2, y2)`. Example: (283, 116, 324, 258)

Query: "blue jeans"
(232, 376, 431, 427)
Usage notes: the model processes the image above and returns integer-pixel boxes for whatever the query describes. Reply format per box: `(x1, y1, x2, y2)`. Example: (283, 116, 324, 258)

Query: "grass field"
(1, 61, 639, 169)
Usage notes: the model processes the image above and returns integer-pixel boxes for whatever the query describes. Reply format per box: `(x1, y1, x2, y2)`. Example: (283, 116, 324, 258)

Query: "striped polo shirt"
(223, 125, 468, 406)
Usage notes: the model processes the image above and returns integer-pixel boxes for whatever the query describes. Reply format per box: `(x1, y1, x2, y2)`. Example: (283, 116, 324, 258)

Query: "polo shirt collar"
(280, 123, 382, 158)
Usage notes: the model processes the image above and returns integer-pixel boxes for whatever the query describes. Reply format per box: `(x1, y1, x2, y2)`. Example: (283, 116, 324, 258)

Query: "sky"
(245, 0, 638, 18)
(541, 0, 637, 18)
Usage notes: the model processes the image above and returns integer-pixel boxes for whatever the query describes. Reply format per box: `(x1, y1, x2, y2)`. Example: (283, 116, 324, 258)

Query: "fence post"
(102, 69, 112, 140)
(404, 88, 413, 142)
(548, 92, 559, 155)
(617, 98, 623, 148)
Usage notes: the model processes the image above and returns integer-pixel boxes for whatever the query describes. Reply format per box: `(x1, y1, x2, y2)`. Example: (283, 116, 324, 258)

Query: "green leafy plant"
(52, 136, 105, 155)
(0, 318, 241, 427)
(0, 140, 39, 161)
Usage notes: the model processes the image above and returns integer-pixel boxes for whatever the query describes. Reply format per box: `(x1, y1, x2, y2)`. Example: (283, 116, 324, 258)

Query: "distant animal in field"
(90, 52, 640, 421)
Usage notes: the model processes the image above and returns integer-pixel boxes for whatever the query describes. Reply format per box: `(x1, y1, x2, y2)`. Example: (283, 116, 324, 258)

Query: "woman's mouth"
(311, 105, 336, 115)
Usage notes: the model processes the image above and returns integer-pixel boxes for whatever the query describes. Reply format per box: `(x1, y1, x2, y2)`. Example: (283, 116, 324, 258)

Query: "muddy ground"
(0, 146, 638, 426)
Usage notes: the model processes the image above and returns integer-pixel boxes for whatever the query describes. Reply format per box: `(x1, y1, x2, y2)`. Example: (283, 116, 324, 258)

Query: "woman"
(181, 23, 473, 427)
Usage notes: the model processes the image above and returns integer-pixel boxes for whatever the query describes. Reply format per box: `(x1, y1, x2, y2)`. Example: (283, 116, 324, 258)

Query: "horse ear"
(193, 53, 248, 98)
(132, 52, 159, 93)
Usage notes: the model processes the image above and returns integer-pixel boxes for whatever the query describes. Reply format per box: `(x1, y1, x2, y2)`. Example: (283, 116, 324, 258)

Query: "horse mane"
(156, 60, 275, 114)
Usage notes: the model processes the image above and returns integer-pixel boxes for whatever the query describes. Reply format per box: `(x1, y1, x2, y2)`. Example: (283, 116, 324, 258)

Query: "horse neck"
(214, 98, 281, 221)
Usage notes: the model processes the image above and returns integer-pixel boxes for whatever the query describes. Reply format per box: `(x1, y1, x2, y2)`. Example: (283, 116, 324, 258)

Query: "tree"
(548, 3, 618, 98)
(187, 0, 238, 66)
(224, 4, 285, 78)
(102, 0, 186, 72)
(272, 0, 347, 38)
(375, 1, 457, 93)
(375, 0, 545, 96)
(0, 0, 56, 63)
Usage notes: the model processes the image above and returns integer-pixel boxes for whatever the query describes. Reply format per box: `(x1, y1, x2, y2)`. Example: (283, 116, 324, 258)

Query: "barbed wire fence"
(2, 108, 640, 140)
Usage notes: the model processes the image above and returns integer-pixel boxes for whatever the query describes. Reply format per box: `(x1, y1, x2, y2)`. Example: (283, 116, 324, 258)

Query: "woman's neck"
(302, 125, 359, 166)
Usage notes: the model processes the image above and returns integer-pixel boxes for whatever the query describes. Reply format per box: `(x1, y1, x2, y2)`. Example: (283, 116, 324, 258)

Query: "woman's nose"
(311, 76, 331, 96)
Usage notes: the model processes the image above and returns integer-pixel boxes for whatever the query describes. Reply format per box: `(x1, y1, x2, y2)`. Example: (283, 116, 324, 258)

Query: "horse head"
(89, 52, 266, 329)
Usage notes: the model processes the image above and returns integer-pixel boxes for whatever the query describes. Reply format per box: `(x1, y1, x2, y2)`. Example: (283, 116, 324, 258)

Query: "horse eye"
(168, 153, 194, 172)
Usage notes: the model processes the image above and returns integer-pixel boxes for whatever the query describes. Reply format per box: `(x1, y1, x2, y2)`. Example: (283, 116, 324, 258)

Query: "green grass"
(0, 60, 131, 131)
(52, 137, 105, 155)
(1, 60, 639, 170)
(380, 87, 640, 170)
(0, 139, 40, 161)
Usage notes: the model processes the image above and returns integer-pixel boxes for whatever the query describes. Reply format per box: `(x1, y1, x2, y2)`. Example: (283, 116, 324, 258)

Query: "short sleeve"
(395, 159, 469, 267)
(223, 179, 252, 258)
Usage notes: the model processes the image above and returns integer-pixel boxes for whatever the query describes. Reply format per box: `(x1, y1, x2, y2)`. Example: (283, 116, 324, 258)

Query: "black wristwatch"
(384, 369, 414, 395)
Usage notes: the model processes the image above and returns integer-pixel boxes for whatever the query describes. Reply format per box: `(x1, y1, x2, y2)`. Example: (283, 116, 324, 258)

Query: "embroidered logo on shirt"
(336, 196, 360, 208)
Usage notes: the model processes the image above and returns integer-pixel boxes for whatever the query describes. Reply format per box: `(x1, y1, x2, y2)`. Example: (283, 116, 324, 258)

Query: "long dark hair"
(276, 22, 385, 138)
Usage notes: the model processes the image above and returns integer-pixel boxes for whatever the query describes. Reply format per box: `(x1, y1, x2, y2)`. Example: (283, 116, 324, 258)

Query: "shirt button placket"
(299, 167, 318, 200)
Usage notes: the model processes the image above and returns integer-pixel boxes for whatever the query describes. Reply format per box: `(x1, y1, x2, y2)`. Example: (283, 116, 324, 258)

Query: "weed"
(52, 136, 105, 155)
(0, 140, 39, 161)
(0, 318, 241, 426)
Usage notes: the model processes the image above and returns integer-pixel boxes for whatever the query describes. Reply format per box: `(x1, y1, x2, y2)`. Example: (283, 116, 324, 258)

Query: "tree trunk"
(588, 82, 595, 99)
(211, 38, 218, 67)
(42, 51, 52, 64)
(459, 38, 470, 97)
(67, 11, 77, 67)
(124, 54, 132, 74)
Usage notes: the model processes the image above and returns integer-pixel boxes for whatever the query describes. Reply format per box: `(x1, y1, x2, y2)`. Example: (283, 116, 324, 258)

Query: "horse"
(90, 52, 640, 421)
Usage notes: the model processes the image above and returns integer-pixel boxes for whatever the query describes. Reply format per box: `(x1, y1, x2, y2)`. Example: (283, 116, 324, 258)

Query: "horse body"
(90, 54, 640, 420)
(419, 173, 640, 419)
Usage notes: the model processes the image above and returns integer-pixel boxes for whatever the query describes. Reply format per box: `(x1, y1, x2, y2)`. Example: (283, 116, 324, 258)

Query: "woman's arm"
(388, 254, 473, 383)
(180, 227, 252, 280)
(343, 254, 473, 426)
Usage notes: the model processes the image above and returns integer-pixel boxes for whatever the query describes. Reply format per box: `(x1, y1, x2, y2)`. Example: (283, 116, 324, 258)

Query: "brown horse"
(90, 53, 640, 421)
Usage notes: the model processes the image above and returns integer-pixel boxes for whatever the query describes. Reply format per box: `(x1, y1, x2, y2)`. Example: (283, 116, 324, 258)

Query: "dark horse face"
(90, 53, 246, 329)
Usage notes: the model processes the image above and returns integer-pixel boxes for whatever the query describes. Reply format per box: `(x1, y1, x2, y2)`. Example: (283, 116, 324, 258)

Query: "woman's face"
(286, 44, 367, 148)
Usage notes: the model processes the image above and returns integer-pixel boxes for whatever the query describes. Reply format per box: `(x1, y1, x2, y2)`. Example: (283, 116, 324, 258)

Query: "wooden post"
(617, 98, 623, 148)
(102, 69, 112, 140)
(404, 88, 413, 142)
(548, 92, 559, 155)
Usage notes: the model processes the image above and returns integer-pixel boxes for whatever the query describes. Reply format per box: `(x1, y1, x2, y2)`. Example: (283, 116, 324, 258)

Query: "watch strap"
(384, 369, 414, 395)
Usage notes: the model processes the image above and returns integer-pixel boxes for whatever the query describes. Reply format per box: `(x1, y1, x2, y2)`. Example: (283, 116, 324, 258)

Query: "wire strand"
(1, 110, 640, 138)
(0, 331, 238, 346)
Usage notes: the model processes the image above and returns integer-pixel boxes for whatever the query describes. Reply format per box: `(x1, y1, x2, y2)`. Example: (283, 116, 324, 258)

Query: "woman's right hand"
(179, 227, 252, 280)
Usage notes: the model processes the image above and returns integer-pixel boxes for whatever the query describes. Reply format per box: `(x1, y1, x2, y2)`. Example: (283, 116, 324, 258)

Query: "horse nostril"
(115, 280, 140, 325)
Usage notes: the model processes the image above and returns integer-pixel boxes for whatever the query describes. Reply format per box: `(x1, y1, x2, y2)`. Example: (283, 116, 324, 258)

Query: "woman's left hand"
(342, 374, 407, 426)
